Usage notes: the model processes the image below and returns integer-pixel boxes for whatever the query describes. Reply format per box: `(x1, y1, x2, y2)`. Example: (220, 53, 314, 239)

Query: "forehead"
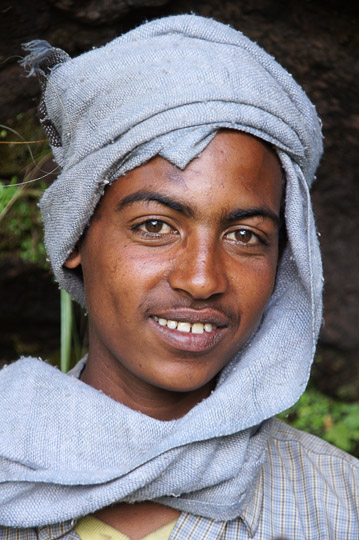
(97, 130, 282, 218)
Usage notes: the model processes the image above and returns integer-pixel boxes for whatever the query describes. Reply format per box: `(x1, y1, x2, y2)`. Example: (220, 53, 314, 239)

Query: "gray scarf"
(0, 14, 323, 527)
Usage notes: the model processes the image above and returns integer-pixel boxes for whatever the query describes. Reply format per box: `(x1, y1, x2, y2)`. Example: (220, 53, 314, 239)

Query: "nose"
(167, 232, 228, 300)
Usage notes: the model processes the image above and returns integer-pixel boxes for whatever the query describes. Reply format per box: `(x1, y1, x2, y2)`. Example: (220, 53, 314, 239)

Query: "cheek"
(232, 256, 278, 317)
(253, 261, 277, 298)
(85, 244, 170, 314)
(114, 244, 176, 287)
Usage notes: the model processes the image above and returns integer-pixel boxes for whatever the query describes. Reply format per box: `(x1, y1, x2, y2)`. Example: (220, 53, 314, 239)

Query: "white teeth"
(167, 320, 178, 329)
(153, 317, 217, 333)
(177, 322, 191, 333)
(192, 323, 204, 334)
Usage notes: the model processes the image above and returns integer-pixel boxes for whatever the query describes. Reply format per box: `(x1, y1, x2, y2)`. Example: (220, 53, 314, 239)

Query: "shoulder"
(268, 416, 359, 470)
(262, 418, 359, 527)
(0, 356, 86, 379)
(0, 356, 52, 381)
(243, 418, 359, 538)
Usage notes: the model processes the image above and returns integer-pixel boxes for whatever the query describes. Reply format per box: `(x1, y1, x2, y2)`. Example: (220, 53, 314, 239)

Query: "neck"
(94, 501, 180, 540)
(81, 350, 214, 421)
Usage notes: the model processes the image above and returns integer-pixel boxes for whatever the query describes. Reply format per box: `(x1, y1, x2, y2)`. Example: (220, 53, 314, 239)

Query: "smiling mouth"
(149, 312, 229, 353)
(152, 316, 217, 334)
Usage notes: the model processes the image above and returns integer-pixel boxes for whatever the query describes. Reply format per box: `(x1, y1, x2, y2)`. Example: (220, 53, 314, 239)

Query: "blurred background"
(0, 0, 358, 455)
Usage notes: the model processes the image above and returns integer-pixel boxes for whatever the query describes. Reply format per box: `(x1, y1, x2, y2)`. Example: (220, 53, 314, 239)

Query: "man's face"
(66, 131, 282, 400)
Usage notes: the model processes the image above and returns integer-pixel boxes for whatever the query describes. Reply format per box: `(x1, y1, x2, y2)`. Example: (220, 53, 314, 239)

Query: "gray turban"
(22, 14, 322, 308)
(1, 14, 324, 526)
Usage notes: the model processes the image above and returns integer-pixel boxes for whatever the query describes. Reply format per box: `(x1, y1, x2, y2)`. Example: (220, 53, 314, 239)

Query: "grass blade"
(60, 289, 73, 373)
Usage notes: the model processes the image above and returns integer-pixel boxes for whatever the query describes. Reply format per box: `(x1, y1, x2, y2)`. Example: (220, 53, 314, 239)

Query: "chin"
(150, 368, 217, 395)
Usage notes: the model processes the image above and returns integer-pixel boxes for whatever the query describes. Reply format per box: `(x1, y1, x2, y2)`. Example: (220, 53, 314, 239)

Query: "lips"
(153, 316, 217, 334)
(151, 308, 229, 326)
(149, 308, 230, 353)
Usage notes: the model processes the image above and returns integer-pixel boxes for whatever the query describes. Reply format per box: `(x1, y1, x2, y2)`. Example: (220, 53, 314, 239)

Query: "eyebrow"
(227, 207, 280, 226)
(116, 190, 279, 226)
(116, 190, 194, 217)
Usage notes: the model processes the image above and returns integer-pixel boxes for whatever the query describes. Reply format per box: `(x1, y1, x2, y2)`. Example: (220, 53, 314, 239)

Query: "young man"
(1, 14, 358, 540)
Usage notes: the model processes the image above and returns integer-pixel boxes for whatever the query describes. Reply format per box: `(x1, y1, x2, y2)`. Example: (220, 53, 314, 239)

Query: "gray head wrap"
(0, 14, 323, 528)
(21, 13, 322, 308)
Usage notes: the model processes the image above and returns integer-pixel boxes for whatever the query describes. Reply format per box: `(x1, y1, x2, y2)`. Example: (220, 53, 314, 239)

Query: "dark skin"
(65, 131, 282, 539)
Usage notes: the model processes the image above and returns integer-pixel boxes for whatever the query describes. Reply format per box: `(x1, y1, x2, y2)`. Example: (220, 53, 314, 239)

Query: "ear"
(64, 249, 82, 269)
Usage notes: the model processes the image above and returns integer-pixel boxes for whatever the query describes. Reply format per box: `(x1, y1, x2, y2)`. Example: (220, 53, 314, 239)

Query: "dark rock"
(48, 0, 170, 25)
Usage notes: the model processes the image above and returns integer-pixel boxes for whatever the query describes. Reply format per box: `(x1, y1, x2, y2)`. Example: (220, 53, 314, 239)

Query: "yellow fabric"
(74, 514, 178, 540)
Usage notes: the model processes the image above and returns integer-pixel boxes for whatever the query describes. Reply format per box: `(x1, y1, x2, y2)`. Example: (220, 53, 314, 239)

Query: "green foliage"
(279, 384, 359, 457)
(0, 177, 47, 267)
(0, 112, 51, 268)
(0, 176, 19, 211)
(60, 289, 73, 373)
(60, 290, 86, 373)
(1, 112, 88, 371)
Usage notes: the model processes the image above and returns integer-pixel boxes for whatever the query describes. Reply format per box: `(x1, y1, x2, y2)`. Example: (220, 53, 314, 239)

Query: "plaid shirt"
(2, 419, 358, 540)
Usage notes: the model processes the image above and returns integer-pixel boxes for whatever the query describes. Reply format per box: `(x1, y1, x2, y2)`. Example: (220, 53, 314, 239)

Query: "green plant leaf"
(60, 289, 73, 373)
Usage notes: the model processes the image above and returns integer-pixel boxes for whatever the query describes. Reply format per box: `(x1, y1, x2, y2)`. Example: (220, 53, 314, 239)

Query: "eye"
(137, 220, 173, 235)
(225, 228, 258, 245)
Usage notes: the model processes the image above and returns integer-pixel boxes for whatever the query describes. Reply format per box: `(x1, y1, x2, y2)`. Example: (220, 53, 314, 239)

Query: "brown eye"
(226, 229, 256, 244)
(146, 220, 162, 233)
(138, 220, 172, 234)
(235, 230, 253, 243)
